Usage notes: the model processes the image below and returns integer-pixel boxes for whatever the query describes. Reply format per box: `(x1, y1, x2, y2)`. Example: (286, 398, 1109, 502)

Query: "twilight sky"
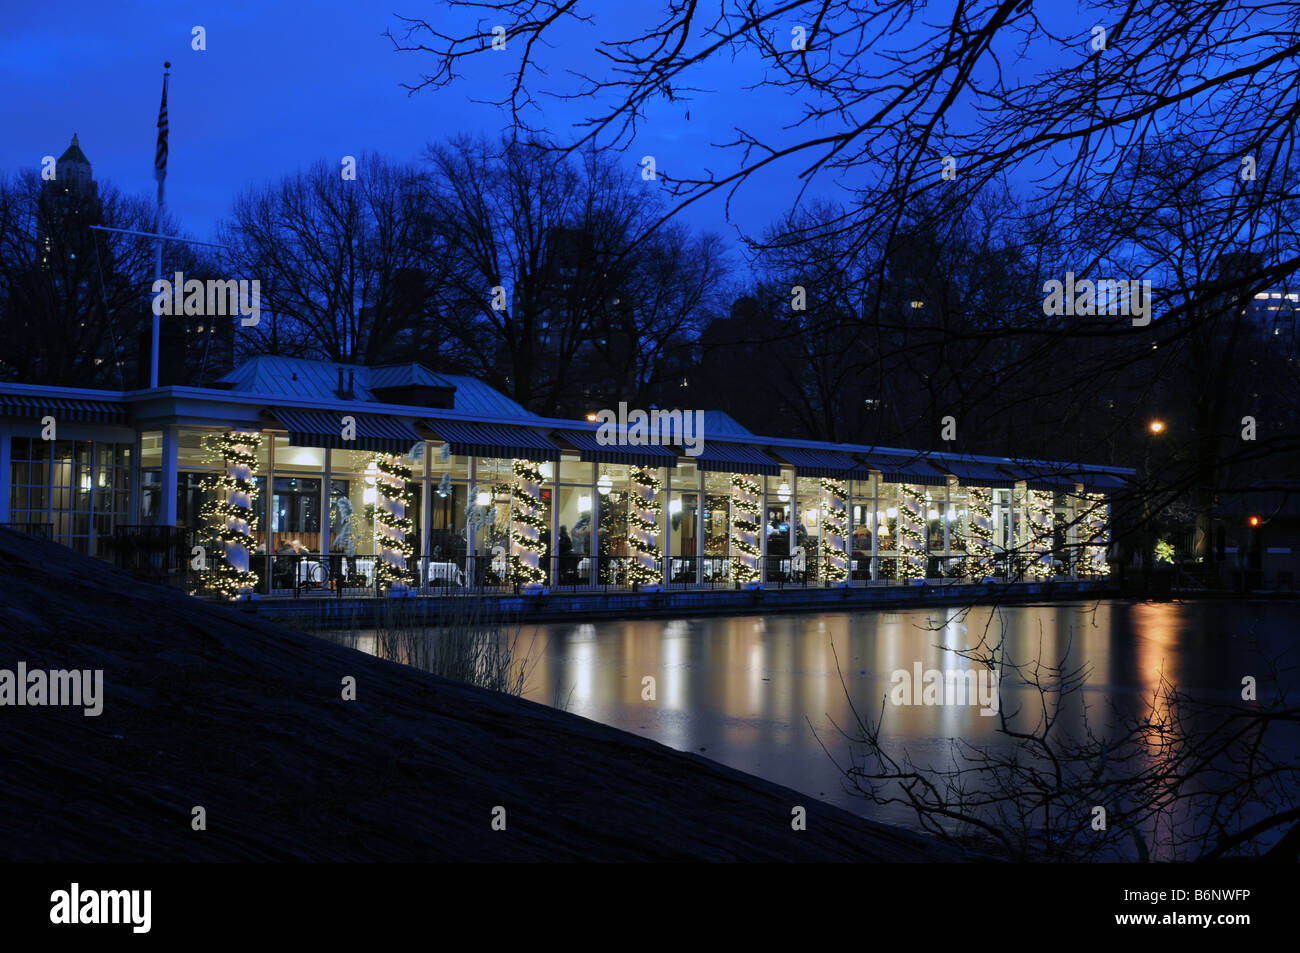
(0, 0, 828, 266)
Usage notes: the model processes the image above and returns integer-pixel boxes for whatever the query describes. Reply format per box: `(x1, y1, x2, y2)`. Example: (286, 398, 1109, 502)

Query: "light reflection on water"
(348, 600, 1295, 838)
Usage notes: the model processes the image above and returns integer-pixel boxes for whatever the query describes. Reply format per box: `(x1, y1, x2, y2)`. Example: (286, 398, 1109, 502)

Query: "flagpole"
(150, 61, 170, 389)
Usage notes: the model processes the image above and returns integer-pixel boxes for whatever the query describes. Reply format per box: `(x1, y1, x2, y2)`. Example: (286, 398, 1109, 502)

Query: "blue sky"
(0, 0, 816, 265)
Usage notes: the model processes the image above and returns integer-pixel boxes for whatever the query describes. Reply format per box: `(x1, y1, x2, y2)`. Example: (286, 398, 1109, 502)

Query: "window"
(11, 437, 132, 556)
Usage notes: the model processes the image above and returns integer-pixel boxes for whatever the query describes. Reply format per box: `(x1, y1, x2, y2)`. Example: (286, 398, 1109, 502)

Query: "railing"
(258, 552, 472, 599)
(186, 544, 1111, 599)
(0, 522, 53, 540)
(108, 525, 201, 589)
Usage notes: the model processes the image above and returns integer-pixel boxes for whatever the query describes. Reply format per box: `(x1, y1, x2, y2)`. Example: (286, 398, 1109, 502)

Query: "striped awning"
(0, 393, 127, 425)
(556, 429, 678, 467)
(858, 451, 951, 487)
(270, 408, 422, 453)
(693, 441, 781, 476)
(1018, 470, 1082, 492)
(424, 419, 561, 462)
(937, 457, 1018, 489)
(770, 446, 868, 479)
(1078, 471, 1128, 491)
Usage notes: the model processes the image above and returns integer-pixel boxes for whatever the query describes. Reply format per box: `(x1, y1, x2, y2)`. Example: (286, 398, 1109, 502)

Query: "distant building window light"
(910, 300, 924, 309)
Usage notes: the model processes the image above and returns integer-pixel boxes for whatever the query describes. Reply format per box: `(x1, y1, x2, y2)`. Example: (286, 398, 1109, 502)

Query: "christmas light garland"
(374, 454, 415, 586)
(819, 478, 848, 582)
(626, 466, 662, 585)
(197, 431, 262, 598)
(1079, 492, 1109, 576)
(510, 459, 547, 585)
(730, 473, 761, 583)
(960, 486, 996, 578)
(1026, 489, 1055, 579)
(896, 485, 927, 578)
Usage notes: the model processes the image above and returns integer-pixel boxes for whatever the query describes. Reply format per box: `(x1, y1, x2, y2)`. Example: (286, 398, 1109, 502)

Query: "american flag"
(154, 65, 169, 184)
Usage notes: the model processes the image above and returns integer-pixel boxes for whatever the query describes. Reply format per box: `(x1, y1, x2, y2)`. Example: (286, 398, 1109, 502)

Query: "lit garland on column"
(626, 466, 663, 585)
(896, 485, 927, 578)
(1079, 492, 1109, 575)
(730, 473, 761, 583)
(510, 459, 548, 586)
(374, 454, 415, 587)
(198, 431, 262, 598)
(819, 478, 848, 582)
(1027, 489, 1055, 578)
(962, 486, 996, 578)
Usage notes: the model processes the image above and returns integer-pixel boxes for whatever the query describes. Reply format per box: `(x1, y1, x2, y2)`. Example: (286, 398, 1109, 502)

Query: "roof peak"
(57, 134, 90, 167)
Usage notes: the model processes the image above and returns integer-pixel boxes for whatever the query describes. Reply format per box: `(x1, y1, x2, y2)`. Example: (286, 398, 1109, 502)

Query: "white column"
(870, 479, 880, 581)
(662, 464, 673, 587)
(0, 425, 10, 524)
(547, 460, 559, 586)
(225, 433, 258, 593)
(467, 456, 478, 586)
(421, 443, 432, 587)
(160, 426, 178, 527)
(320, 448, 332, 560)
(376, 456, 408, 589)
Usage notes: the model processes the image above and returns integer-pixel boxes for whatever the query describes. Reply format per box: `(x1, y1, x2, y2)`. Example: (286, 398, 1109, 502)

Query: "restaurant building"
(0, 356, 1132, 597)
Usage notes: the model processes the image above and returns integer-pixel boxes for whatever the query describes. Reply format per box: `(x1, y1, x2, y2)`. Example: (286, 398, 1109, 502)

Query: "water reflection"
(500, 601, 1296, 833)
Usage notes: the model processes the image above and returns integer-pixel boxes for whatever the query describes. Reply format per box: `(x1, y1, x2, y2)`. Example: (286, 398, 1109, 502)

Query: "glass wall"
(139, 430, 162, 521)
(557, 456, 594, 585)
(9, 437, 131, 556)
(924, 486, 946, 578)
(702, 470, 731, 582)
(596, 463, 630, 584)
(876, 482, 900, 580)
(473, 458, 513, 584)
(765, 470, 793, 581)
(948, 486, 968, 577)
(669, 462, 698, 584)
(849, 477, 874, 580)
(427, 448, 471, 582)
(795, 477, 821, 582)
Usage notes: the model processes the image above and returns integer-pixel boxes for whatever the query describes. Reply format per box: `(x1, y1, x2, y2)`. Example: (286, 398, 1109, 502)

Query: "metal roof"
(217, 357, 536, 419)
(701, 410, 755, 437)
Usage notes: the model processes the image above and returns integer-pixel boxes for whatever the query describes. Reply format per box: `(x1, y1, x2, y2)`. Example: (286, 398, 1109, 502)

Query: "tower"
(55, 133, 95, 194)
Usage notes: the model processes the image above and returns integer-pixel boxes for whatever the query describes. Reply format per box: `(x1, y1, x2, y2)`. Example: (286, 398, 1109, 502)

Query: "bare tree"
(222, 153, 443, 364)
(423, 136, 727, 415)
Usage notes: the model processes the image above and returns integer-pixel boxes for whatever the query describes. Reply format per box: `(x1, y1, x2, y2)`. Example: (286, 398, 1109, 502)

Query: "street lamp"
(1148, 419, 1166, 435)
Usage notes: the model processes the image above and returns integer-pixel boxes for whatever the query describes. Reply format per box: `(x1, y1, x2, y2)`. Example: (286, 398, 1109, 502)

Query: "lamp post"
(1141, 419, 1166, 588)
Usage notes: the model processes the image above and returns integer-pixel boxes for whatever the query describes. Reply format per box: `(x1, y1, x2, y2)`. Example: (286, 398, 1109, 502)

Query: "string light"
(730, 473, 761, 583)
(896, 484, 927, 579)
(1079, 491, 1109, 576)
(959, 486, 996, 578)
(374, 454, 415, 587)
(509, 459, 547, 585)
(818, 478, 848, 582)
(1026, 489, 1055, 579)
(197, 431, 262, 598)
(626, 466, 663, 585)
